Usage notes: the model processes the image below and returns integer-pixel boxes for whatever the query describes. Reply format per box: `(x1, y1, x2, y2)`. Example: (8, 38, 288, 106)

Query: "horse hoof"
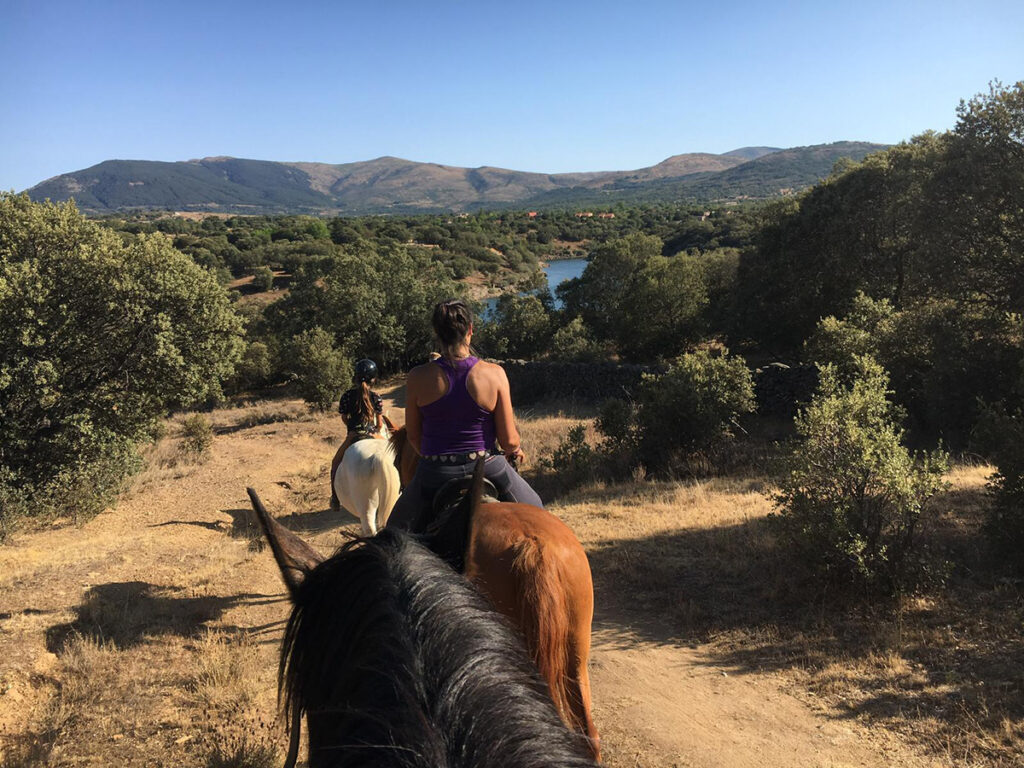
(330, 498, 341, 511)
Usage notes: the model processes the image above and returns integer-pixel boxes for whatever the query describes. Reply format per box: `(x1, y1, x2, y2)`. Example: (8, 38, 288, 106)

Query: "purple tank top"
(419, 356, 496, 456)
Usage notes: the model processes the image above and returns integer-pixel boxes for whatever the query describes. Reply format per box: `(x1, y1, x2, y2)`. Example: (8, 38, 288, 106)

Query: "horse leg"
(330, 436, 353, 507)
(374, 460, 401, 532)
(352, 490, 379, 537)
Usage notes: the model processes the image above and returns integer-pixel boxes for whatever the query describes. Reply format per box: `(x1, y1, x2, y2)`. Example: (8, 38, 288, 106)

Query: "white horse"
(333, 435, 400, 536)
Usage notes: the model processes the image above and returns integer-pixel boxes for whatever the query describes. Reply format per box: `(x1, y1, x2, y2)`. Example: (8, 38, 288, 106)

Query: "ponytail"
(359, 381, 374, 426)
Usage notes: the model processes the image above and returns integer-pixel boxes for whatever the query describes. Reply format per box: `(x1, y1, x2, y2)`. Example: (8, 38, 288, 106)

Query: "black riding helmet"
(354, 359, 378, 384)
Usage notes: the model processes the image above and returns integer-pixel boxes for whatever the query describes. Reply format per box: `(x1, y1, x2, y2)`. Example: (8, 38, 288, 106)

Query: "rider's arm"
(404, 368, 425, 456)
(491, 365, 522, 460)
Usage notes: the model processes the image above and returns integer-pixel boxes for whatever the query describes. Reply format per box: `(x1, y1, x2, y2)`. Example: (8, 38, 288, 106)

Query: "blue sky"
(2, 0, 1021, 191)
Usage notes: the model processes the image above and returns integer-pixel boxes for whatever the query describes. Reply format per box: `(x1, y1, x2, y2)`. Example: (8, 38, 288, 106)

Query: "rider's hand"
(507, 447, 526, 469)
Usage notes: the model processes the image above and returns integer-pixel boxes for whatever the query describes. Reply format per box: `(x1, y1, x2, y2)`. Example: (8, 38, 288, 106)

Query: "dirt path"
(0, 395, 942, 767)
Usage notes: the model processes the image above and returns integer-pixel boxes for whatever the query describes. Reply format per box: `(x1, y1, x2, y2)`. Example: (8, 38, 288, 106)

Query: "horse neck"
(283, 531, 597, 768)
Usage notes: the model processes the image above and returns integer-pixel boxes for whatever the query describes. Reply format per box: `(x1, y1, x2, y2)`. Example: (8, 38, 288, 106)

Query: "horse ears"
(247, 488, 326, 598)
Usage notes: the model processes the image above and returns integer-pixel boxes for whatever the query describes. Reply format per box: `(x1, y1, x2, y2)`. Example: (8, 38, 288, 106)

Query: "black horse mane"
(280, 527, 598, 768)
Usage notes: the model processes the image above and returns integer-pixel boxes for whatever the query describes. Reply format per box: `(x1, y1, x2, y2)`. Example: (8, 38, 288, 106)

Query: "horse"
(387, 427, 600, 759)
(247, 490, 599, 768)
(333, 433, 400, 535)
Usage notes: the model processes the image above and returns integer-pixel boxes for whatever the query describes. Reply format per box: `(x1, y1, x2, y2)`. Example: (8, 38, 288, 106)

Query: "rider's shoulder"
(473, 359, 509, 382)
(407, 361, 441, 383)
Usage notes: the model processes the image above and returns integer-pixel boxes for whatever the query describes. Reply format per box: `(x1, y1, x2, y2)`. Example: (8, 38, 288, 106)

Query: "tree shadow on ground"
(586, 479, 1024, 762)
(152, 504, 358, 550)
(44, 582, 284, 653)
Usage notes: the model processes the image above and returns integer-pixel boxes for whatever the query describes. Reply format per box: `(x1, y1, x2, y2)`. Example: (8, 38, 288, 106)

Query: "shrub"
(975, 404, 1024, 570)
(0, 194, 243, 531)
(181, 414, 214, 458)
(478, 294, 551, 359)
(634, 349, 756, 472)
(285, 328, 352, 411)
(230, 340, 278, 393)
(542, 424, 598, 489)
(595, 398, 641, 476)
(548, 317, 604, 362)
(803, 292, 895, 379)
(250, 265, 274, 292)
(773, 357, 949, 596)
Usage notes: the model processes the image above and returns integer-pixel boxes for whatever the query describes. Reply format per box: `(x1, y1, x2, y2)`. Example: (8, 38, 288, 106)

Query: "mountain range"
(24, 142, 887, 215)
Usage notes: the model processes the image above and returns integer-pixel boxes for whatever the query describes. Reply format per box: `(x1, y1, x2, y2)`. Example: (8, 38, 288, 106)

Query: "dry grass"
(3, 397, 1020, 767)
(521, 405, 1023, 768)
(189, 631, 260, 709)
(0, 634, 145, 766)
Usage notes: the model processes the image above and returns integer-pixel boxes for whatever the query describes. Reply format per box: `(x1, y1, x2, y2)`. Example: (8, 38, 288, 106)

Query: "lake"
(482, 257, 587, 317)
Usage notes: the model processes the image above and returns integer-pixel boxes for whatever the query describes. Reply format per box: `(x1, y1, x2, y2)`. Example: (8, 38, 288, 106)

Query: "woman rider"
(387, 298, 543, 532)
(330, 358, 389, 510)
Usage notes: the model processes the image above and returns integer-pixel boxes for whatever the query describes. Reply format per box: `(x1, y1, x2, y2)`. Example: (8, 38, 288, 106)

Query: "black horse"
(276, 525, 599, 768)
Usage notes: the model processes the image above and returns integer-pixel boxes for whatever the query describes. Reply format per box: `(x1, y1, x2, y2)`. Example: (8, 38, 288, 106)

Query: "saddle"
(422, 475, 499, 573)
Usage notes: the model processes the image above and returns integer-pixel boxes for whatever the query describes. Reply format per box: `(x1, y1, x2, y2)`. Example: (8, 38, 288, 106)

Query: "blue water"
(482, 257, 587, 317)
(543, 258, 588, 294)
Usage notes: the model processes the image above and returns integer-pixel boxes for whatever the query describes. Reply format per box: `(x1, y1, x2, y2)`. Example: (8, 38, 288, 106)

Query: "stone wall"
(499, 360, 662, 404)
(499, 358, 818, 416)
(752, 362, 818, 416)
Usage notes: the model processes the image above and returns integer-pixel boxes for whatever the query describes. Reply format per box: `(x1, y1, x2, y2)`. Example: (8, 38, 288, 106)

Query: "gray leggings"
(388, 455, 543, 533)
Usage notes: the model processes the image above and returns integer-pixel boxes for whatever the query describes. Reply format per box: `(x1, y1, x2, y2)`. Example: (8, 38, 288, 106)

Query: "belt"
(422, 450, 490, 464)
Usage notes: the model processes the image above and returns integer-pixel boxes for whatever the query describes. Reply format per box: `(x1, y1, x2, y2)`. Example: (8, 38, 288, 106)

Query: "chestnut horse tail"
(510, 536, 575, 731)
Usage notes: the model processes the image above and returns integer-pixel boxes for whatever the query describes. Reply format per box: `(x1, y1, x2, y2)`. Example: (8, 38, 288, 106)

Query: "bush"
(0, 194, 243, 532)
(542, 424, 599, 490)
(478, 294, 552, 359)
(548, 317, 604, 362)
(803, 292, 895, 379)
(773, 357, 949, 596)
(594, 398, 641, 476)
(285, 328, 352, 411)
(975, 404, 1024, 570)
(181, 414, 214, 458)
(251, 265, 274, 292)
(634, 349, 756, 472)
(230, 340, 278, 393)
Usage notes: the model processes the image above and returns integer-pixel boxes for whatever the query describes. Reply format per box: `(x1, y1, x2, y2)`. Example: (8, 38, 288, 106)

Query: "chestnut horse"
(388, 427, 600, 759)
(248, 492, 598, 768)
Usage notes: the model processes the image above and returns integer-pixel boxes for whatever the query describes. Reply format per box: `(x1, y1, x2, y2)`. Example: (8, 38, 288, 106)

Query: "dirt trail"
(0, 395, 941, 767)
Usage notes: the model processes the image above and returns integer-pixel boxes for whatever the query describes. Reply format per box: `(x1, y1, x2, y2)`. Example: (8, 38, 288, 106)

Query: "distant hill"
(722, 146, 781, 160)
(25, 143, 889, 215)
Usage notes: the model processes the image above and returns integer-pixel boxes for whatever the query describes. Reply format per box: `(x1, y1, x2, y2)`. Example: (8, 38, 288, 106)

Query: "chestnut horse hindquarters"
(466, 503, 600, 759)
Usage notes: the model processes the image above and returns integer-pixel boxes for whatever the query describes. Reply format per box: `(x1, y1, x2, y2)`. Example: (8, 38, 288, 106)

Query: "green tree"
(634, 349, 755, 471)
(559, 233, 662, 341)
(478, 294, 551, 359)
(549, 317, 604, 362)
(267, 242, 460, 369)
(803, 292, 896, 379)
(922, 81, 1024, 314)
(774, 357, 948, 596)
(285, 328, 352, 411)
(975, 404, 1024, 571)
(0, 194, 243, 533)
(251, 265, 274, 292)
(618, 254, 707, 361)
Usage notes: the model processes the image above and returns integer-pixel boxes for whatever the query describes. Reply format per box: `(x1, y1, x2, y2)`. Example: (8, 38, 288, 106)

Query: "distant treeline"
(98, 203, 759, 288)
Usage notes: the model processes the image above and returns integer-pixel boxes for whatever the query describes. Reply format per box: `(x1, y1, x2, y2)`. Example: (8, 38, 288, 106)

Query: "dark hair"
(432, 298, 474, 351)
